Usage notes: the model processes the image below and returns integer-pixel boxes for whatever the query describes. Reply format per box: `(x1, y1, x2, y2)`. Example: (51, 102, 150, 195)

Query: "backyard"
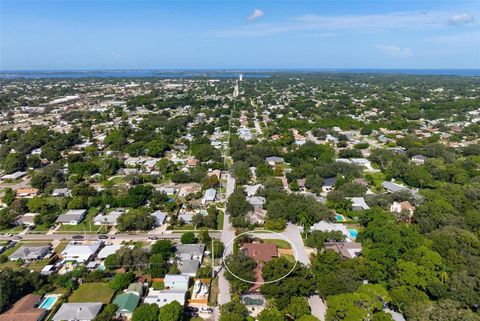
(68, 282, 115, 304)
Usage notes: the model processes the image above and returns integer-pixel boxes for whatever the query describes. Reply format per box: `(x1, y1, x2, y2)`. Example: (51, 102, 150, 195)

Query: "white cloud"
(448, 13, 474, 26)
(247, 9, 264, 22)
(215, 9, 478, 37)
(374, 44, 413, 57)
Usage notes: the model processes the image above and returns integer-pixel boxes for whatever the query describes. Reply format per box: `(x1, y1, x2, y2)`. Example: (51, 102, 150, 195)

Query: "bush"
(181, 232, 197, 244)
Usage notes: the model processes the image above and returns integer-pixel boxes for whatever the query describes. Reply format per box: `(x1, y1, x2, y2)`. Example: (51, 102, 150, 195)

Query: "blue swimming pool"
(38, 296, 58, 310)
(335, 214, 345, 221)
(348, 229, 358, 239)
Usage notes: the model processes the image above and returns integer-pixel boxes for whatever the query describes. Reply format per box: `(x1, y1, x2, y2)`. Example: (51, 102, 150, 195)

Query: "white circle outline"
(221, 229, 299, 285)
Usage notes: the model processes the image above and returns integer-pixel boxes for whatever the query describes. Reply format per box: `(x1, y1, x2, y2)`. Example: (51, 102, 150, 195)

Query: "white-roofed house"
(349, 197, 370, 211)
(164, 274, 190, 291)
(202, 188, 217, 204)
(61, 242, 101, 263)
(94, 209, 125, 226)
(56, 209, 87, 225)
(97, 244, 127, 260)
(52, 302, 102, 321)
(310, 221, 352, 241)
(144, 290, 186, 308)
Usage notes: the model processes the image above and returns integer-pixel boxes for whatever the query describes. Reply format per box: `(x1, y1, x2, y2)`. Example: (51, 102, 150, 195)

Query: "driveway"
(309, 295, 326, 321)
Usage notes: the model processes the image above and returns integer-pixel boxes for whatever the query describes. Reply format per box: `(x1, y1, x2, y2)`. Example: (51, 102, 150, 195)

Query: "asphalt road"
(218, 173, 236, 306)
(0, 231, 221, 242)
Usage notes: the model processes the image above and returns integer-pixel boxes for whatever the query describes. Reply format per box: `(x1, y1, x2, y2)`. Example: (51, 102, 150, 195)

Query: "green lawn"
(152, 281, 165, 290)
(0, 226, 24, 234)
(216, 211, 224, 230)
(121, 241, 145, 248)
(54, 241, 69, 254)
(29, 258, 52, 272)
(109, 176, 127, 185)
(30, 223, 51, 233)
(172, 224, 195, 231)
(281, 254, 296, 263)
(68, 282, 115, 304)
(262, 239, 292, 249)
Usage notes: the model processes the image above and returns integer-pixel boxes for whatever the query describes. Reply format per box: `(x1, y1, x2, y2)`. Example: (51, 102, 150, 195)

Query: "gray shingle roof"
(52, 303, 102, 321)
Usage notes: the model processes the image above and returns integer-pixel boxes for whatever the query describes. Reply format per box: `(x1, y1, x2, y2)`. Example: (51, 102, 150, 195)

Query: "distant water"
(0, 70, 271, 79)
(1, 69, 479, 79)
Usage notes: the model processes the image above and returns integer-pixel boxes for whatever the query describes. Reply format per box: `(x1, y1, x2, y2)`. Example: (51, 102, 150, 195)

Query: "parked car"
(200, 307, 213, 314)
(185, 307, 199, 317)
(3, 233, 12, 237)
(147, 236, 159, 240)
(13, 235, 22, 240)
(110, 235, 116, 239)
(72, 235, 84, 240)
(6, 240, 16, 249)
(98, 235, 108, 239)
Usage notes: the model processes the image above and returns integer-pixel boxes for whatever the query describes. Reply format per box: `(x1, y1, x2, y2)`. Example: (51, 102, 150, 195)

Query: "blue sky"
(1, 0, 479, 70)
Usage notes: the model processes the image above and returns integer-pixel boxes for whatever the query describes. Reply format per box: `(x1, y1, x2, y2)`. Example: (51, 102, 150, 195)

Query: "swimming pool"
(348, 229, 358, 239)
(38, 295, 59, 310)
(335, 214, 346, 221)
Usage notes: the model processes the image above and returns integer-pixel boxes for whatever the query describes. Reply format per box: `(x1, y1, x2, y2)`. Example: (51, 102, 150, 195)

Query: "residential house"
(56, 209, 87, 225)
(9, 245, 50, 262)
(151, 210, 167, 226)
(0, 171, 26, 182)
(181, 259, 200, 277)
(175, 244, 205, 262)
(164, 274, 190, 291)
(52, 303, 102, 321)
(411, 155, 427, 165)
(94, 209, 124, 226)
(243, 184, 263, 197)
(265, 156, 284, 167)
(242, 243, 278, 263)
(51, 188, 72, 197)
(247, 207, 267, 225)
(243, 243, 278, 292)
(178, 184, 201, 197)
(156, 187, 176, 195)
(178, 213, 193, 224)
(324, 242, 363, 259)
(186, 158, 199, 168)
(61, 241, 101, 263)
(247, 196, 266, 208)
(16, 188, 39, 198)
(349, 197, 370, 211)
(202, 188, 216, 204)
(322, 177, 337, 194)
(310, 221, 351, 241)
(112, 283, 142, 318)
(97, 244, 127, 260)
(381, 181, 410, 193)
(390, 201, 415, 217)
(16, 213, 38, 227)
(144, 290, 186, 308)
(0, 294, 46, 321)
